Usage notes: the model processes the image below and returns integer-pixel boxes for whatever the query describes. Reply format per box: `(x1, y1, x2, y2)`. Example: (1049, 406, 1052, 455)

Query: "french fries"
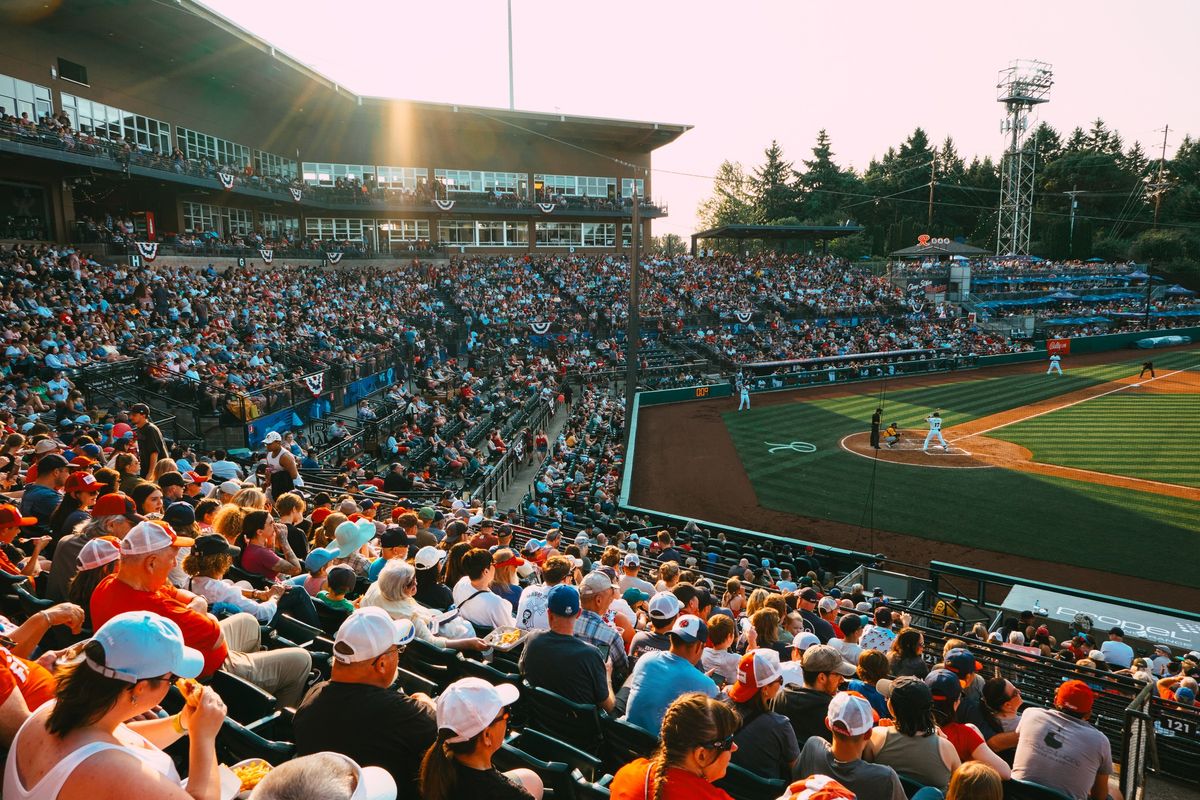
(232, 760, 271, 791)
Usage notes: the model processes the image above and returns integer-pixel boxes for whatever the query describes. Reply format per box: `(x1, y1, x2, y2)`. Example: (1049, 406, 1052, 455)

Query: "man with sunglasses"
(294, 607, 436, 800)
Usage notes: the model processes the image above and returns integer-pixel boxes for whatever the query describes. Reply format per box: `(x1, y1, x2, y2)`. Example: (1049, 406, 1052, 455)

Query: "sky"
(201, 0, 1200, 239)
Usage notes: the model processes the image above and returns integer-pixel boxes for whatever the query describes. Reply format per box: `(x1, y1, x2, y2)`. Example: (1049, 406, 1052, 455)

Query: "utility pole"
(506, 0, 515, 110)
(927, 156, 936, 230)
(1062, 185, 1083, 257)
(624, 185, 642, 448)
(1152, 124, 1169, 228)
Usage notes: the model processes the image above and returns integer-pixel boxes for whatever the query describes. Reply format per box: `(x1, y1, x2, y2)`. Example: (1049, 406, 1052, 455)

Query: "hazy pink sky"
(203, 0, 1199, 238)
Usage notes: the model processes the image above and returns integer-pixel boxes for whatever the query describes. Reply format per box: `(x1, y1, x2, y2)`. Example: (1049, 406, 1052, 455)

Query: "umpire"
(870, 407, 882, 449)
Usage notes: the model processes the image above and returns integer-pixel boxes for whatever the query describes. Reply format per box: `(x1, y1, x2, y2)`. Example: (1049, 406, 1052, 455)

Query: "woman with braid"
(611, 692, 741, 800)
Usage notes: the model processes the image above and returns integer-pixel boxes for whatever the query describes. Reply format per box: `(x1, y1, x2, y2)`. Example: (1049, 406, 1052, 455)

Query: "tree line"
(691, 122, 1200, 277)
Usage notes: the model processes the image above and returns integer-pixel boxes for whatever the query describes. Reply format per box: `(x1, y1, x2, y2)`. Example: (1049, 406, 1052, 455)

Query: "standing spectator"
(610, 692, 740, 800)
(19, 453, 70, 530)
(519, 584, 614, 711)
(293, 607, 436, 799)
(623, 615, 719, 733)
(795, 691, 906, 800)
(129, 404, 168, 478)
(1012, 680, 1116, 800)
(776, 644, 856, 743)
(727, 649, 799, 780)
(866, 676, 960, 792)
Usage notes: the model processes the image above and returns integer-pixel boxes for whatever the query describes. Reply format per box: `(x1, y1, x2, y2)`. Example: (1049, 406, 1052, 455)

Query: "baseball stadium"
(2, 2, 1200, 799)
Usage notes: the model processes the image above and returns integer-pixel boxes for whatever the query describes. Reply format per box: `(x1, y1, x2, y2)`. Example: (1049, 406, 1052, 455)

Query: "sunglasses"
(490, 709, 511, 726)
(705, 732, 736, 752)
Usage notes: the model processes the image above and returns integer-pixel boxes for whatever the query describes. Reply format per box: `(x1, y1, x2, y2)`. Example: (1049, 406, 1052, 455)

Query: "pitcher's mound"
(840, 430, 1032, 470)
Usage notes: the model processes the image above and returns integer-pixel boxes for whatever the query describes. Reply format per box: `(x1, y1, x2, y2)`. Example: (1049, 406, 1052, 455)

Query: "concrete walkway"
(495, 404, 570, 511)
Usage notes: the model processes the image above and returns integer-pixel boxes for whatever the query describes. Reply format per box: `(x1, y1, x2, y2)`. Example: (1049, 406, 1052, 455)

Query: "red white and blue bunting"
(135, 241, 159, 262)
(304, 372, 325, 396)
(529, 321, 552, 334)
(433, 199, 455, 211)
(259, 249, 273, 264)
(289, 187, 303, 202)
(217, 172, 235, 190)
(325, 252, 343, 265)
(536, 203, 556, 214)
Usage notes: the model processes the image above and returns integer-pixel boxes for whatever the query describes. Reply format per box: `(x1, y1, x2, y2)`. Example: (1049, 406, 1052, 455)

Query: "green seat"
(507, 729, 602, 782)
(1004, 779, 1074, 800)
(713, 762, 788, 800)
(524, 684, 604, 752)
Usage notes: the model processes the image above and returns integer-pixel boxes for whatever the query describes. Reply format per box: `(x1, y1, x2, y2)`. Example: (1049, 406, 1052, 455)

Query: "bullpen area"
(627, 346, 1200, 605)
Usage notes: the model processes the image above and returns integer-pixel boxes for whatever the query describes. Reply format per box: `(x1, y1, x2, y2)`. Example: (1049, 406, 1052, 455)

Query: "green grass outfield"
(722, 349, 1200, 588)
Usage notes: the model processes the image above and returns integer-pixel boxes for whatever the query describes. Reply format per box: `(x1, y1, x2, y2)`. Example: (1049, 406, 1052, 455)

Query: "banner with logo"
(217, 172, 235, 190)
(135, 241, 158, 262)
(259, 248, 273, 263)
(1047, 338, 1071, 356)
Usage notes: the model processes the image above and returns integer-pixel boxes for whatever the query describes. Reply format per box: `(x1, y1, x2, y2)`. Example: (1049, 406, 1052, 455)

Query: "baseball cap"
(791, 632, 821, 652)
(1154, 644, 1172, 655)
(129, 403, 150, 416)
(547, 584, 581, 616)
(826, 691, 875, 736)
(437, 677, 521, 743)
(121, 520, 194, 555)
(91, 492, 144, 522)
(185, 471, 206, 485)
(37, 453, 69, 472)
(262, 431, 282, 444)
(492, 548, 525, 569)
(573, 532, 590, 546)
(944, 647, 982, 676)
(622, 553, 640, 568)
(192, 534, 239, 558)
(0, 504, 38, 528)
(156, 471, 186, 489)
(1088, 650, 1107, 663)
(332, 607, 416, 664)
(77, 537, 121, 571)
(802, 644, 856, 676)
(578, 571, 618, 596)
(837, 614, 863, 636)
(379, 527, 410, 549)
(64, 470, 101, 494)
(1055, 679, 1095, 714)
(417, 506, 436, 521)
(669, 614, 708, 643)
(33, 439, 63, 455)
(728, 648, 784, 703)
(163, 502, 196, 529)
(304, 546, 338, 572)
(622, 587, 650, 606)
(86, 611, 204, 682)
(414, 545, 447, 570)
(787, 775, 856, 800)
(925, 668, 963, 703)
(890, 676, 934, 716)
(648, 591, 682, 620)
(817, 596, 839, 614)
(799, 587, 820, 603)
(1175, 686, 1196, 704)
(218, 480, 242, 496)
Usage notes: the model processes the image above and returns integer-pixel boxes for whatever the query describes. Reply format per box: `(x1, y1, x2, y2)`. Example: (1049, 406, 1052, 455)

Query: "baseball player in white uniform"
(923, 409, 947, 452)
(1046, 354, 1063, 375)
(738, 384, 750, 411)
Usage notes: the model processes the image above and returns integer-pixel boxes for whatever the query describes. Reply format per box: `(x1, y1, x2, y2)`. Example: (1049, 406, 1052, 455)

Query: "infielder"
(1046, 353, 1063, 375)
(923, 409, 947, 452)
(738, 383, 750, 411)
(1139, 360, 1155, 379)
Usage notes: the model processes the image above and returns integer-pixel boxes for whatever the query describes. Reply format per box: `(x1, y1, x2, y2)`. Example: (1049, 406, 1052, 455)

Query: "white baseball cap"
(436, 677, 520, 743)
(622, 553, 640, 568)
(262, 431, 282, 444)
(86, 611, 204, 682)
(414, 545, 447, 570)
(791, 631, 821, 652)
(121, 520, 194, 555)
(77, 537, 121, 571)
(818, 597, 839, 614)
(332, 607, 416, 664)
(728, 648, 784, 703)
(648, 591, 682, 620)
(218, 480, 243, 496)
(827, 690, 876, 736)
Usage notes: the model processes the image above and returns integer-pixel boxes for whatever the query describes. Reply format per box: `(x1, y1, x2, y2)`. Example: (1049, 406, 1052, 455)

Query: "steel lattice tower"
(995, 59, 1053, 256)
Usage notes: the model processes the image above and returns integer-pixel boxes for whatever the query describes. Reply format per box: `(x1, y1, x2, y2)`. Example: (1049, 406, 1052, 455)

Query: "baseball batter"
(1047, 353, 1063, 375)
(922, 409, 947, 452)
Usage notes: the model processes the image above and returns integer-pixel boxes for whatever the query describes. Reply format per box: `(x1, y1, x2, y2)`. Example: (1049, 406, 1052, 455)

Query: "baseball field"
(628, 346, 1200, 604)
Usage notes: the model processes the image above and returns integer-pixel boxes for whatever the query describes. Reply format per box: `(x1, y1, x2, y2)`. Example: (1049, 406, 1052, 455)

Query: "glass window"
(505, 221, 529, 245)
(375, 166, 428, 190)
(621, 178, 645, 198)
(535, 222, 582, 247)
(380, 219, 430, 246)
(437, 220, 475, 245)
(59, 94, 169, 152)
(305, 218, 367, 241)
(258, 213, 299, 237)
(177, 126, 249, 168)
(0, 73, 53, 122)
(582, 223, 615, 247)
(221, 208, 253, 236)
(254, 150, 297, 181)
(182, 201, 219, 233)
(434, 169, 520, 194)
(622, 223, 633, 248)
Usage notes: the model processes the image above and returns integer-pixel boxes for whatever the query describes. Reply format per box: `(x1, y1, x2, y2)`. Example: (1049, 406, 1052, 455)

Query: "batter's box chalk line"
(891, 441, 973, 456)
(764, 441, 817, 454)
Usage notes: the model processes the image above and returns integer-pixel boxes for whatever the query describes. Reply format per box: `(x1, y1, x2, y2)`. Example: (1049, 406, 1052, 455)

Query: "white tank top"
(265, 447, 285, 474)
(4, 705, 182, 800)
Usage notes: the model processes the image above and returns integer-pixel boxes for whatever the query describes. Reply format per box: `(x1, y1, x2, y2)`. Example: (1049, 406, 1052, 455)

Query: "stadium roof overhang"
(889, 241, 991, 258)
(25, 0, 690, 153)
(690, 224, 864, 254)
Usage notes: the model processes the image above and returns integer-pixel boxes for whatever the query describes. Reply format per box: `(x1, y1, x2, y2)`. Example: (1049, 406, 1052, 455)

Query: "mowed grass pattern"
(998, 393, 1200, 487)
(721, 349, 1200, 588)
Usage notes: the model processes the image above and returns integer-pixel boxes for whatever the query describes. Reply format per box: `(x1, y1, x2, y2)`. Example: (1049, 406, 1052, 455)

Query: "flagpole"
(507, 0, 515, 110)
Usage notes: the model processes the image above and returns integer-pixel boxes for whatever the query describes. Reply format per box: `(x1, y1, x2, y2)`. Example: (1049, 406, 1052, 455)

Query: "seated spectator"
(367, 525, 410, 582)
(727, 648, 798, 780)
(317, 565, 358, 614)
(776, 644, 856, 742)
(3, 610, 227, 800)
(489, 548, 524, 608)
(514, 555, 573, 631)
(1012, 680, 1117, 800)
(619, 553, 655, 596)
(926, 669, 1011, 779)
(182, 533, 320, 626)
(451, 547, 516, 631)
(629, 591, 681, 660)
(0, 602, 84, 736)
(610, 692, 740, 800)
(19, 453, 69, 530)
(859, 606, 900, 652)
(236, 510, 302, 580)
(48, 470, 100, 543)
(962, 677, 1023, 758)
(847, 648, 892, 720)
(0, 504, 51, 579)
(67, 537, 122, 626)
(888, 627, 930, 679)
(749, 607, 791, 660)
(89, 520, 312, 706)
(945, 761, 1004, 800)
(624, 615, 719, 733)
(413, 546, 453, 610)
(574, 571, 628, 678)
(359, 560, 486, 653)
(829, 612, 864, 666)
(701, 613, 741, 686)
(419, 677, 542, 800)
(519, 584, 614, 711)
(866, 676, 960, 791)
(248, 751, 398, 800)
(795, 691, 906, 800)
(293, 607, 435, 798)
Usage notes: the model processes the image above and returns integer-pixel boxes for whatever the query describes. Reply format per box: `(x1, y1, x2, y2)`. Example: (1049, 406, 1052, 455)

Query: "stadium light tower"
(995, 59, 1052, 256)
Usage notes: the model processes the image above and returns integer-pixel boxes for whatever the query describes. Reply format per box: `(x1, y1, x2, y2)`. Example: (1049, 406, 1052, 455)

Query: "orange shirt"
(90, 574, 228, 676)
(0, 646, 55, 709)
(610, 759, 733, 800)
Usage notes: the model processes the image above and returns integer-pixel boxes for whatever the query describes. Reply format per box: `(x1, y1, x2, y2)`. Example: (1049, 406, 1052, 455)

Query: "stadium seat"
(1004, 779, 1074, 800)
(215, 714, 297, 767)
(313, 601, 350, 636)
(272, 613, 324, 646)
(898, 773, 929, 799)
(573, 775, 612, 800)
(494, 742, 585, 800)
(506, 729, 602, 781)
(393, 667, 440, 698)
(601, 714, 658, 771)
(210, 669, 279, 724)
(713, 762, 788, 800)
(524, 684, 604, 751)
(225, 564, 271, 590)
(457, 656, 520, 686)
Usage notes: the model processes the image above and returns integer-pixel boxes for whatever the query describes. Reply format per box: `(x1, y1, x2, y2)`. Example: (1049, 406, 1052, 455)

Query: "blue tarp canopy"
(1042, 316, 1110, 325)
(1166, 284, 1197, 296)
(1048, 291, 1080, 300)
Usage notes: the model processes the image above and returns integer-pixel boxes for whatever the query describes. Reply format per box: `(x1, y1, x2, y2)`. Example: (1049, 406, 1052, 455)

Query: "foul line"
(950, 365, 1196, 443)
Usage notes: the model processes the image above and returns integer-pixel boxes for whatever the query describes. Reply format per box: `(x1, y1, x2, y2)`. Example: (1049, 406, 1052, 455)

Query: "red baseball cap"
(1055, 680, 1095, 715)
(185, 471, 206, 485)
(92, 492, 145, 522)
(311, 508, 332, 526)
(64, 470, 102, 494)
(0, 505, 37, 527)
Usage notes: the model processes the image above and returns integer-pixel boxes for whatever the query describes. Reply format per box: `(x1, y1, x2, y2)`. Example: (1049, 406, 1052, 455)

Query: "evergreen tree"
(796, 129, 859, 223)
(696, 160, 754, 231)
(750, 140, 800, 224)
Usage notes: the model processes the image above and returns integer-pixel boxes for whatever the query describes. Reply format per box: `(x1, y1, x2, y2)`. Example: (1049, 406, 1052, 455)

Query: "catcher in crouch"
(883, 422, 902, 448)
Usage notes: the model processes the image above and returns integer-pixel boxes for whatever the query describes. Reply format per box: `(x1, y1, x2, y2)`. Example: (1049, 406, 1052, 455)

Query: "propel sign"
(918, 234, 951, 246)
